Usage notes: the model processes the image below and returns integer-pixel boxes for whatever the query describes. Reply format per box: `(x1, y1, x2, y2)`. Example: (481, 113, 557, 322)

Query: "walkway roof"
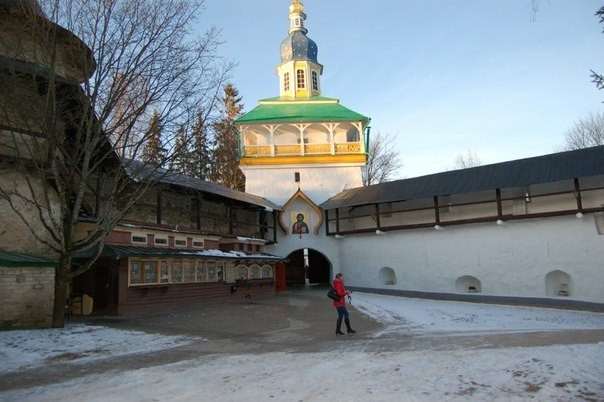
(320, 145, 604, 210)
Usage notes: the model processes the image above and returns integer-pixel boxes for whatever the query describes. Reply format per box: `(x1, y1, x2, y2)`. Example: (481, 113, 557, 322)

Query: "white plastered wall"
(242, 165, 363, 206)
(331, 215, 604, 304)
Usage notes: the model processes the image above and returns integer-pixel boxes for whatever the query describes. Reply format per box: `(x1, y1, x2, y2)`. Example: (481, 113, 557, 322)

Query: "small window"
(311, 71, 318, 91)
(160, 261, 169, 283)
(183, 261, 195, 282)
(255, 245, 261, 252)
(175, 238, 187, 247)
(283, 72, 290, 92)
(296, 69, 305, 89)
(192, 239, 204, 248)
(261, 265, 273, 279)
(196, 261, 207, 282)
(132, 234, 147, 244)
(249, 264, 260, 279)
(236, 265, 248, 280)
(239, 243, 245, 251)
(129, 261, 143, 284)
(144, 261, 158, 283)
(171, 262, 183, 283)
(225, 264, 235, 283)
(216, 262, 224, 281)
(207, 261, 217, 281)
(155, 236, 168, 246)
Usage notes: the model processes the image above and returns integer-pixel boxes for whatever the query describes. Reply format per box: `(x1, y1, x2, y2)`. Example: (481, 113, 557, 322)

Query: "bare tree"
(454, 150, 482, 169)
(591, 6, 604, 95)
(0, 0, 231, 327)
(559, 111, 604, 151)
(362, 131, 403, 186)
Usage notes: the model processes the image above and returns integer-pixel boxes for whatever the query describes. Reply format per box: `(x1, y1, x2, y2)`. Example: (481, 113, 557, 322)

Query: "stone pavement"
(1, 286, 603, 393)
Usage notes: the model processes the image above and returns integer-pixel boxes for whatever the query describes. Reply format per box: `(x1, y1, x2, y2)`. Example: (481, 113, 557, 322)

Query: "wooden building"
(72, 168, 283, 315)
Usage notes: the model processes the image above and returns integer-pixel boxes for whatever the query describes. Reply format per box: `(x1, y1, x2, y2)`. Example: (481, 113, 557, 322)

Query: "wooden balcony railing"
(243, 142, 362, 157)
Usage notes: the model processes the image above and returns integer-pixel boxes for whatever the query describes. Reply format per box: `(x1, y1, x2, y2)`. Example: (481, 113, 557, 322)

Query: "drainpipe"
(364, 125, 372, 162)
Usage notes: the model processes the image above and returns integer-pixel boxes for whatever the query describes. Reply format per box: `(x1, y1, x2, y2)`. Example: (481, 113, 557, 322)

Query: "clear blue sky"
(200, 0, 603, 179)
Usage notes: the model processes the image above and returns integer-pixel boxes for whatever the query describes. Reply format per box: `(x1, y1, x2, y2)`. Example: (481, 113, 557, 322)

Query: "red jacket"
(332, 278, 348, 307)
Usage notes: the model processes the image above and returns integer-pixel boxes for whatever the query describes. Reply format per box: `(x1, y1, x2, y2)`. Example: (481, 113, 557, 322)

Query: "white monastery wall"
(242, 165, 363, 206)
(335, 214, 604, 304)
(267, 232, 342, 276)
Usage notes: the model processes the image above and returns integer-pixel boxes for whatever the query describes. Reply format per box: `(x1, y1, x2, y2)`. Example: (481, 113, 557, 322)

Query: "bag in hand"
(327, 287, 341, 302)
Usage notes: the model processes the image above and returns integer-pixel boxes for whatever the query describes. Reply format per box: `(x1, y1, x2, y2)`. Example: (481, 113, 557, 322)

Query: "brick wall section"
(0, 266, 55, 329)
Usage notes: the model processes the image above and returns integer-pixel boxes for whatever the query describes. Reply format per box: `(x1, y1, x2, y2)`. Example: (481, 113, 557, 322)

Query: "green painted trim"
(235, 97, 370, 124)
(0, 251, 57, 268)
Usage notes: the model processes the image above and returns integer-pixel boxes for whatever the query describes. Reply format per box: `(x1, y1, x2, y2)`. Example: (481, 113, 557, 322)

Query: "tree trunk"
(51, 258, 70, 328)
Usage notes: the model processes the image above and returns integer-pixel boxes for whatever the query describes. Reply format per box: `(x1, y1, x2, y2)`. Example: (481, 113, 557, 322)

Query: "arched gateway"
(285, 248, 331, 286)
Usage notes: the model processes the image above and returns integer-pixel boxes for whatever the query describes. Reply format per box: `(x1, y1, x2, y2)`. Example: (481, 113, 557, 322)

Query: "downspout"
(364, 124, 372, 162)
(235, 125, 242, 159)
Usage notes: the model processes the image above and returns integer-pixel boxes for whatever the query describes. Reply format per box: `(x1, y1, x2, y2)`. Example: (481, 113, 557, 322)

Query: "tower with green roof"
(235, 0, 371, 206)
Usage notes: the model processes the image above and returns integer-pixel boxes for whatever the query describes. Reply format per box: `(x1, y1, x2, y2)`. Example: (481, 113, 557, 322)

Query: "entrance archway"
(285, 248, 331, 286)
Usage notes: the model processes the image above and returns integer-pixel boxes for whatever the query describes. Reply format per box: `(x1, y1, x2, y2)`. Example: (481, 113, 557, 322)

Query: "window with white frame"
(261, 265, 273, 279)
(207, 261, 217, 281)
(249, 264, 260, 279)
(296, 69, 305, 89)
(128, 259, 228, 286)
(195, 261, 207, 282)
(225, 264, 235, 283)
(155, 236, 168, 246)
(171, 261, 183, 283)
(174, 237, 187, 247)
(132, 233, 147, 245)
(236, 265, 248, 280)
(284, 72, 290, 92)
(160, 261, 169, 283)
(311, 70, 318, 91)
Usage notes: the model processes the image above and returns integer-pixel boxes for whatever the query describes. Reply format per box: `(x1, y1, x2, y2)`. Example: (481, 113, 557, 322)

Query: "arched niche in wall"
(455, 276, 482, 293)
(545, 270, 572, 297)
(378, 267, 396, 285)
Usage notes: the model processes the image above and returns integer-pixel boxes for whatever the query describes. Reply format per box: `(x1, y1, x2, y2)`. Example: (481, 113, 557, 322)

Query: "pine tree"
(141, 110, 167, 167)
(211, 84, 246, 191)
(171, 124, 189, 174)
(190, 109, 213, 180)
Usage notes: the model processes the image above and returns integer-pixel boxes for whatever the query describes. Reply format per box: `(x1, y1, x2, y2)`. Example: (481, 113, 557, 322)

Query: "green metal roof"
(235, 96, 370, 124)
(0, 251, 57, 267)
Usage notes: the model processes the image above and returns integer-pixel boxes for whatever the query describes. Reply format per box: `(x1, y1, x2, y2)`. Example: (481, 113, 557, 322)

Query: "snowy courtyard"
(1, 292, 604, 401)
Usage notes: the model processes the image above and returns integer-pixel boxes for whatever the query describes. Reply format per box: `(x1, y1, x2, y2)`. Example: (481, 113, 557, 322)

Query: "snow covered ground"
(1, 293, 604, 401)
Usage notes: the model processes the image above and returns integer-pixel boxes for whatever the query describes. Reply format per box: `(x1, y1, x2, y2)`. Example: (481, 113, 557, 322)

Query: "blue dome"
(280, 31, 319, 64)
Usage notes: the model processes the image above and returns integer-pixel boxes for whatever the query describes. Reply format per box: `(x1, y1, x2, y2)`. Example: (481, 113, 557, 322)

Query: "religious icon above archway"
(291, 212, 310, 235)
(279, 189, 323, 236)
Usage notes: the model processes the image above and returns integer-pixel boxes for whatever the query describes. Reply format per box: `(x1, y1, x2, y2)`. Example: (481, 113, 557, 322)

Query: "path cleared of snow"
(1, 293, 604, 401)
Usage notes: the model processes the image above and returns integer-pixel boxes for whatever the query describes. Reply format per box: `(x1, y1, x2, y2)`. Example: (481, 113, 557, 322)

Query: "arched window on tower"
(283, 72, 290, 92)
(296, 69, 305, 89)
(311, 71, 319, 91)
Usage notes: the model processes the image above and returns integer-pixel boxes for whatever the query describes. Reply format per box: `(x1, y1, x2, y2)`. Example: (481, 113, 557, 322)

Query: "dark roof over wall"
(0, 251, 56, 267)
(124, 159, 281, 211)
(320, 145, 604, 210)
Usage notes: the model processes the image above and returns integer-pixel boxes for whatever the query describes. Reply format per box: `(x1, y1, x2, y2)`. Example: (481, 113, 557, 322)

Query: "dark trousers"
(336, 306, 349, 320)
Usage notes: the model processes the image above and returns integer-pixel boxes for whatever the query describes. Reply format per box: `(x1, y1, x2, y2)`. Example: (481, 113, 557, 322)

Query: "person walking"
(332, 273, 356, 335)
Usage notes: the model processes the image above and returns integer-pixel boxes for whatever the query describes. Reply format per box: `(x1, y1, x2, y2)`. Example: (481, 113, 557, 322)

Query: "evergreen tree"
(141, 110, 167, 167)
(171, 124, 189, 174)
(191, 109, 213, 180)
(212, 84, 246, 191)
